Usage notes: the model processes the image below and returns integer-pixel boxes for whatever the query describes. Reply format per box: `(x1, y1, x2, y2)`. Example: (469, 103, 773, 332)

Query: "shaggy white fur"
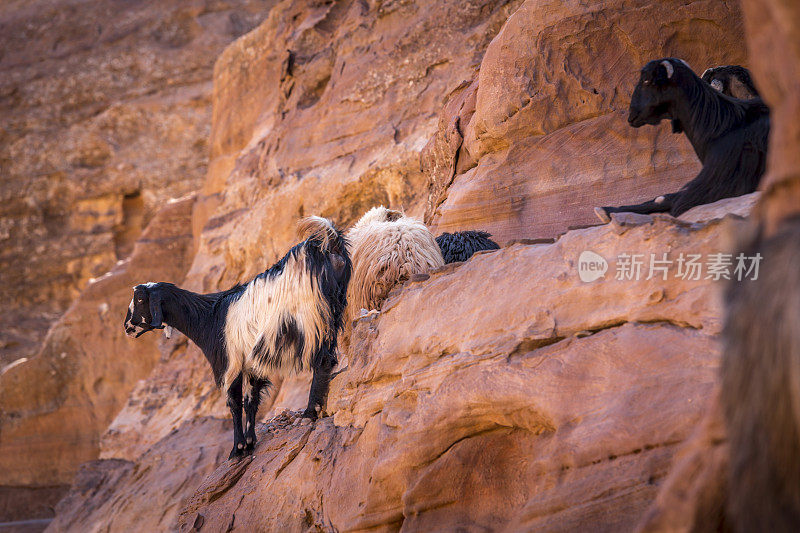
(222, 217, 336, 391)
(345, 206, 444, 331)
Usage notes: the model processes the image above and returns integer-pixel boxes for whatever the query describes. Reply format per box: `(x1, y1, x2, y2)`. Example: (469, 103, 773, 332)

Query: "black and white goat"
(436, 230, 499, 264)
(595, 58, 769, 221)
(701, 64, 760, 100)
(123, 217, 351, 459)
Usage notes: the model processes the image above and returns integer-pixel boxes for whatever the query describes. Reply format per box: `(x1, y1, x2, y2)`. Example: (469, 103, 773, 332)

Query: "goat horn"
(661, 60, 674, 79)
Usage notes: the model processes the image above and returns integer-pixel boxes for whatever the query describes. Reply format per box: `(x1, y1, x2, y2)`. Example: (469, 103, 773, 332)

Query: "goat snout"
(628, 109, 643, 127)
(124, 319, 149, 338)
(124, 321, 138, 338)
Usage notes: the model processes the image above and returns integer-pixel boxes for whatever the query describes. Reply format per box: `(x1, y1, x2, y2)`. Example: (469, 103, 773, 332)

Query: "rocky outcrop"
(186, 0, 523, 292)
(0, 0, 272, 520)
(740, 0, 800, 235)
(48, 417, 232, 533)
(637, 387, 729, 531)
(640, 0, 800, 529)
(47, 199, 753, 532)
(424, 0, 746, 241)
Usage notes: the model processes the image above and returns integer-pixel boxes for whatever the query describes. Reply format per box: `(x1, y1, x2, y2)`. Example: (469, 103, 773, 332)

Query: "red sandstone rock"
(47, 417, 232, 533)
(426, 0, 747, 241)
(637, 388, 728, 532)
(740, 0, 800, 234)
(184, 0, 521, 292)
(0, 0, 271, 519)
(641, 0, 800, 529)
(0, 2, 273, 369)
(48, 201, 751, 531)
(0, 0, 780, 530)
(0, 196, 195, 504)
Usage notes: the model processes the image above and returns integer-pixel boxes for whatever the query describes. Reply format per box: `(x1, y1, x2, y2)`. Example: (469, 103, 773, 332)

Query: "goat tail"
(298, 216, 347, 256)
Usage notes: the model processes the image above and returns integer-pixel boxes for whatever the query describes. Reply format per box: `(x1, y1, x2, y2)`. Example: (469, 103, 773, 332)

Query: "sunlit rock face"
(53, 201, 755, 532)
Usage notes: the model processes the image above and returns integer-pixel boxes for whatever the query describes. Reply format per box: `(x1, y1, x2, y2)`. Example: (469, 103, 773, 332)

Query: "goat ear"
(385, 209, 403, 222)
(660, 60, 674, 79)
(148, 289, 163, 328)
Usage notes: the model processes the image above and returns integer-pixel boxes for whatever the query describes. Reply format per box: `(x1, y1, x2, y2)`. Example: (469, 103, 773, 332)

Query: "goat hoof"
(229, 444, 247, 460)
(594, 207, 611, 224)
(300, 408, 319, 421)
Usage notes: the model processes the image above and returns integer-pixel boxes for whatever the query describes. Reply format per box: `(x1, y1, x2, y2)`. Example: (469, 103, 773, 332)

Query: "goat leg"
(595, 192, 679, 222)
(243, 377, 270, 453)
(226, 373, 247, 459)
(302, 349, 336, 420)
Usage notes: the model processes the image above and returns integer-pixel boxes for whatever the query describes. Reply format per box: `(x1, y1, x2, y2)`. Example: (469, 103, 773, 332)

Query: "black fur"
(722, 217, 800, 531)
(252, 316, 305, 369)
(124, 221, 351, 460)
(244, 377, 270, 452)
(436, 230, 500, 264)
(226, 373, 246, 455)
(598, 58, 769, 220)
(702, 65, 760, 100)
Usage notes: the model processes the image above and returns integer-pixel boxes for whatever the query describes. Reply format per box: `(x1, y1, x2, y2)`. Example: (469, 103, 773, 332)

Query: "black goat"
(436, 230, 500, 264)
(124, 217, 351, 459)
(595, 58, 769, 222)
(702, 65, 760, 100)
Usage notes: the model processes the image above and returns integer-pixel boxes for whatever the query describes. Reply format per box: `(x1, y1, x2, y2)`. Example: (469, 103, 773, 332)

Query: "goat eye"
(137, 298, 144, 303)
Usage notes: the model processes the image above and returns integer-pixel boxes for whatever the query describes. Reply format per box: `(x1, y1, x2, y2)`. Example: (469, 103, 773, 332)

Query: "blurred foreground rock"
(641, 0, 800, 530)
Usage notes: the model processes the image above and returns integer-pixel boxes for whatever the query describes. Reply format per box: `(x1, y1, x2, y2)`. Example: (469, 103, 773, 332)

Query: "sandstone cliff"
(48, 197, 757, 532)
(0, 0, 774, 530)
(0, 1, 275, 366)
(0, 0, 273, 520)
